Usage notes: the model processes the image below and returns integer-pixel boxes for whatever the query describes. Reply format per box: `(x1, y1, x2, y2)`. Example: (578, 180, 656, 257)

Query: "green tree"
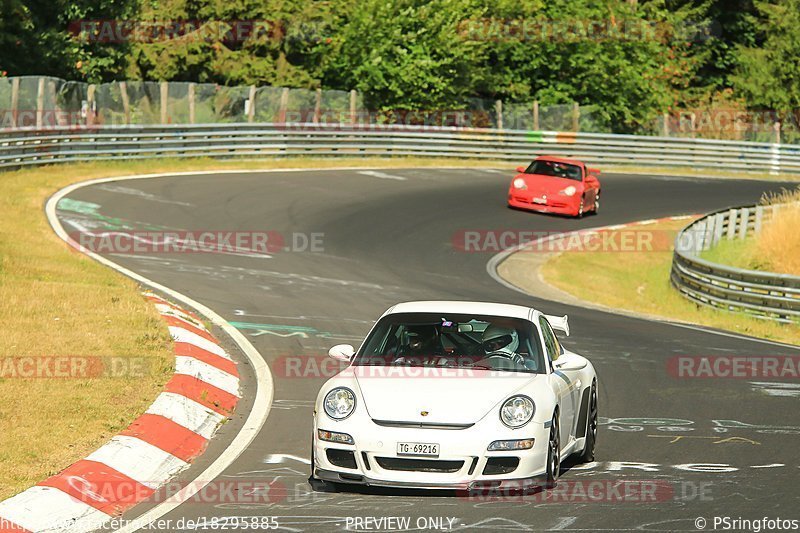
(732, 0, 800, 116)
(321, 0, 486, 110)
(0, 0, 136, 81)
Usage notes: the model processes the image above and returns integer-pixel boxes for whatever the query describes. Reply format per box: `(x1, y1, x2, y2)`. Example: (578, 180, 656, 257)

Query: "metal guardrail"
(2, 123, 800, 173)
(671, 204, 800, 322)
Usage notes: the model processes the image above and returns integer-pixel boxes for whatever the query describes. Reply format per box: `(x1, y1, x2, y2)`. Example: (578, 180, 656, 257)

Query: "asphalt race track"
(56, 168, 800, 532)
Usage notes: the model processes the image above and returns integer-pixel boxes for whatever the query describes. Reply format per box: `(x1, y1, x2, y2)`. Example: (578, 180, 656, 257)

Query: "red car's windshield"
(524, 160, 582, 181)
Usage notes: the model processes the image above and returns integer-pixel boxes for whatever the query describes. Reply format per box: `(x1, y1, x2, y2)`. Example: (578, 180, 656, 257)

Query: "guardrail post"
(160, 81, 168, 124)
(119, 81, 131, 125)
(713, 213, 724, 245)
(247, 85, 256, 123)
(572, 102, 580, 132)
(349, 89, 357, 125)
(188, 83, 195, 124)
(533, 100, 539, 130)
(10, 77, 19, 128)
(738, 207, 750, 239)
(702, 216, 714, 251)
(36, 77, 45, 129)
(726, 208, 738, 240)
(755, 205, 764, 233)
(495, 99, 503, 129)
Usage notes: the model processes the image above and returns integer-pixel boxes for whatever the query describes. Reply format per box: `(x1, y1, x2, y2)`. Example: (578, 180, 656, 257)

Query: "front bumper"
(312, 418, 550, 491)
(508, 191, 579, 216)
(315, 467, 549, 493)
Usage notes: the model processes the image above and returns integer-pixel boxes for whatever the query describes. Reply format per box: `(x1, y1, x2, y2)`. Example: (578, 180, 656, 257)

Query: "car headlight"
(512, 178, 527, 190)
(559, 186, 577, 196)
(324, 387, 356, 420)
(500, 395, 535, 428)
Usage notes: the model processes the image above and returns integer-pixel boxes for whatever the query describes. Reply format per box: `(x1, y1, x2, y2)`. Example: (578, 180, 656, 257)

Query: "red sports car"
(507, 156, 601, 217)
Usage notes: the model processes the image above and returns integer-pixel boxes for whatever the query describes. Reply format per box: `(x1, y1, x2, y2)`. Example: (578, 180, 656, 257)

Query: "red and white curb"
(0, 292, 240, 533)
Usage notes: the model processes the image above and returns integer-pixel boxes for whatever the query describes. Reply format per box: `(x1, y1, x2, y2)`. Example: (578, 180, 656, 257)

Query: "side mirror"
(328, 344, 355, 362)
(515, 166, 526, 173)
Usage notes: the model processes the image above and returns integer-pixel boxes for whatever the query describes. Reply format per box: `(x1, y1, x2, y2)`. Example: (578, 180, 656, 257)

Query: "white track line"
(357, 170, 407, 181)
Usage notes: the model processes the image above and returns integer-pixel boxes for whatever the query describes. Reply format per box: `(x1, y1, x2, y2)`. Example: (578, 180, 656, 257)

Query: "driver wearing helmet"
(482, 324, 519, 358)
(396, 324, 442, 359)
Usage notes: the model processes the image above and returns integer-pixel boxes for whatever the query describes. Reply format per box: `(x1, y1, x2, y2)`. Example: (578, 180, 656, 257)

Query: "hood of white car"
(353, 367, 540, 424)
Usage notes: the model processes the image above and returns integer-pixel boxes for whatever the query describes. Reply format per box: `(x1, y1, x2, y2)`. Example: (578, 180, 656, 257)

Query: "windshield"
(524, 160, 583, 181)
(354, 312, 545, 374)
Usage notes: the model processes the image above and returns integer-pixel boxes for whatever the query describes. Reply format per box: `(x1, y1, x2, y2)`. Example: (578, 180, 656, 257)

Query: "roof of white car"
(385, 301, 537, 320)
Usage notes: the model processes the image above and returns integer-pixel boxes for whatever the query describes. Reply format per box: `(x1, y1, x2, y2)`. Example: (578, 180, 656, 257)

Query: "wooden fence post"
(86, 83, 96, 127)
(119, 82, 131, 125)
(160, 81, 168, 124)
(36, 77, 45, 129)
(572, 101, 580, 132)
(10, 77, 20, 128)
(188, 83, 195, 124)
(314, 88, 322, 124)
(495, 99, 503, 130)
(247, 85, 256, 123)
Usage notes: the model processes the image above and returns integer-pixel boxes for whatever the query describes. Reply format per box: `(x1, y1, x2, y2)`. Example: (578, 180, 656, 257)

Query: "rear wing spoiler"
(543, 314, 570, 337)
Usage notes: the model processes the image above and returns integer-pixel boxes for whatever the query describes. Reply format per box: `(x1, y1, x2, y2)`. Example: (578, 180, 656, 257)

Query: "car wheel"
(577, 197, 585, 218)
(578, 382, 598, 463)
(593, 191, 600, 214)
(545, 414, 560, 489)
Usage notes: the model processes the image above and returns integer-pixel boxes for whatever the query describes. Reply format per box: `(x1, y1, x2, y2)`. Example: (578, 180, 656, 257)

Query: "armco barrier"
(2, 123, 800, 173)
(671, 204, 800, 322)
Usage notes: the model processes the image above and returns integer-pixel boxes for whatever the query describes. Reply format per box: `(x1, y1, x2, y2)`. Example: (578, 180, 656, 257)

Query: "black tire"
(577, 197, 585, 218)
(545, 413, 560, 489)
(577, 383, 598, 463)
(593, 191, 600, 214)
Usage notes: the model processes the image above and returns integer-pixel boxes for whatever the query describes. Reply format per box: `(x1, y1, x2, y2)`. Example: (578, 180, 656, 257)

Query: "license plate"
(532, 197, 547, 205)
(397, 442, 440, 457)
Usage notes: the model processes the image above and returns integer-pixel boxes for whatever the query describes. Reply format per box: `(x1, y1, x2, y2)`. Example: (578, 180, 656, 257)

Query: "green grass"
(535, 220, 798, 345)
(699, 236, 773, 271)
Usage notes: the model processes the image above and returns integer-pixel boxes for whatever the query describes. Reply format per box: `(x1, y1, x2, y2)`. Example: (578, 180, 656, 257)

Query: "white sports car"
(310, 301, 598, 493)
